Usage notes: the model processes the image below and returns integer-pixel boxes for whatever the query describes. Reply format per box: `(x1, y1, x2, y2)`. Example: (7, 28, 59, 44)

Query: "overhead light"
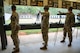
(65, 0, 80, 2)
(65, 0, 76, 1)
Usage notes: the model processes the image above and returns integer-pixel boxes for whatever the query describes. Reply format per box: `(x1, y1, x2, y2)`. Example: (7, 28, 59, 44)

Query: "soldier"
(40, 5, 49, 50)
(36, 11, 40, 21)
(10, 5, 20, 53)
(59, 7, 75, 47)
(77, 13, 80, 21)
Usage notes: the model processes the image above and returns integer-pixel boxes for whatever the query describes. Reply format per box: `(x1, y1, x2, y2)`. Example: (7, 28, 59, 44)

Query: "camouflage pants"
(63, 26, 72, 42)
(11, 30, 19, 49)
(41, 27, 48, 45)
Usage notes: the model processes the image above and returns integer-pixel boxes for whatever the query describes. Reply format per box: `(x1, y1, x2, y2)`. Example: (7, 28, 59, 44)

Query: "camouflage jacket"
(64, 12, 75, 27)
(10, 11, 19, 31)
(41, 11, 49, 30)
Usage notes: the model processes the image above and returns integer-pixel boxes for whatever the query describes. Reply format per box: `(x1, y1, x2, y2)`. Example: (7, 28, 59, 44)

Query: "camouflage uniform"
(10, 11, 20, 50)
(63, 12, 75, 43)
(41, 11, 49, 45)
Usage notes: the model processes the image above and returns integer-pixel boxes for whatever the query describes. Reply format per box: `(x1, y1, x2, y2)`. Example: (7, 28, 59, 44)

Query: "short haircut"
(11, 5, 16, 10)
(68, 7, 73, 11)
(44, 5, 49, 10)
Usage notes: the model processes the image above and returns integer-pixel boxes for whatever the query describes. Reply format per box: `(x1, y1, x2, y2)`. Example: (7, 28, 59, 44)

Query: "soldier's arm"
(58, 11, 67, 15)
(41, 12, 45, 20)
(16, 13, 19, 24)
(9, 16, 12, 25)
(71, 15, 75, 26)
(12, 16, 17, 31)
(41, 12, 45, 15)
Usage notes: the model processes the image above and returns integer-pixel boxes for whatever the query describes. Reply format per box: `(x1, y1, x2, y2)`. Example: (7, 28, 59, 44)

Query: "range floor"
(0, 28, 80, 53)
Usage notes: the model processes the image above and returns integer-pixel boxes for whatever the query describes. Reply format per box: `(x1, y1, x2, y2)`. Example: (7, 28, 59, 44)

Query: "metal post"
(0, 0, 7, 50)
(54, 15, 62, 46)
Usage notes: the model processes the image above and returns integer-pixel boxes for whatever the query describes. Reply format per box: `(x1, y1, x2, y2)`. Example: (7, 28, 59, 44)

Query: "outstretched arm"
(58, 11, 67, 15)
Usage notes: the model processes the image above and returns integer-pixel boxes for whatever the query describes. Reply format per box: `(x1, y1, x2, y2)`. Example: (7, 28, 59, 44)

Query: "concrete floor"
(0, 28, 80, 53)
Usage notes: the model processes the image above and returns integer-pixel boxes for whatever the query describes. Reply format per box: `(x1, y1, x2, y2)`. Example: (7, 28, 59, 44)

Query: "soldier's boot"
(12, 41, 19, 50)
(40, 42, 47, 50)
(12, 48, 20, 53)
(60, 40, 65, 43)
(40, 45, 47, 50)
(12, 43, 20, 53)
(60, 33, 66, 43)
(68, 36, 72, 47)
(68, 42, 72, 47)
(60, 37, 66, 43)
